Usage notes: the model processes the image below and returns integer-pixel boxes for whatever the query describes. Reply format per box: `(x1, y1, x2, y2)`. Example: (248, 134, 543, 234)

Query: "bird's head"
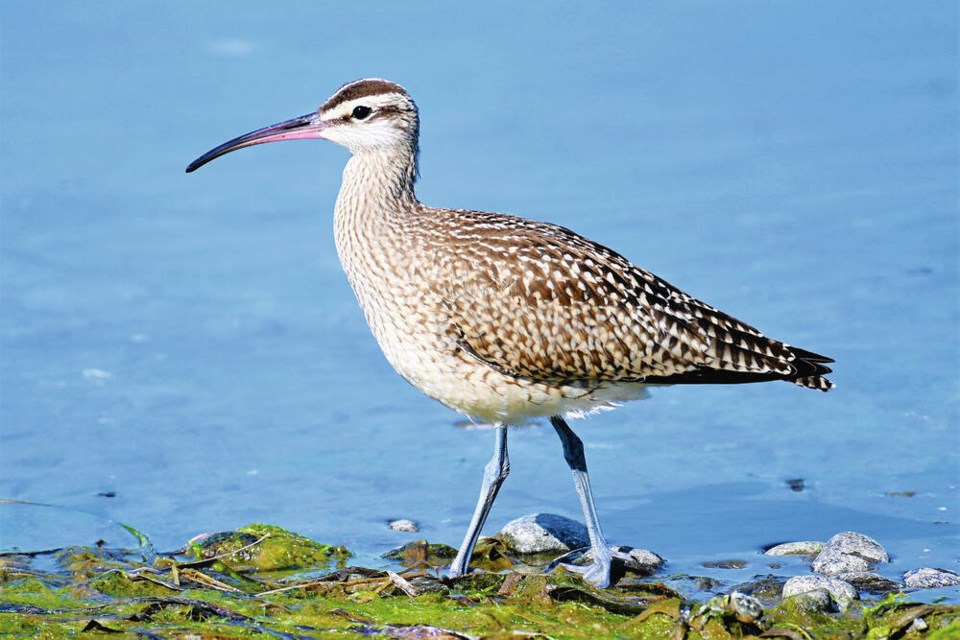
(186, 78, 418, 173)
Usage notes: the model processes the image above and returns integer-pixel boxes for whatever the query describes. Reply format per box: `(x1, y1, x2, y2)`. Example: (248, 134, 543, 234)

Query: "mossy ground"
(1, 524, 957, 639)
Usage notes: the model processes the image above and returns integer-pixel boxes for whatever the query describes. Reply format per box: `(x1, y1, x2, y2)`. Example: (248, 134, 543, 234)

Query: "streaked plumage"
(187, 78, 834, 588)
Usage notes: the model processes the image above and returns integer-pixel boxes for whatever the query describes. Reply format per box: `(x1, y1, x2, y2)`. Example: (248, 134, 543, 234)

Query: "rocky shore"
(1, 520, 957, 638)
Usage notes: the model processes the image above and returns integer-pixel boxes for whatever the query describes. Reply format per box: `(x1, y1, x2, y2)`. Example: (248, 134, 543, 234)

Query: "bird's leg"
(550, 415, 613, 588)
(447, 424, 510, 579)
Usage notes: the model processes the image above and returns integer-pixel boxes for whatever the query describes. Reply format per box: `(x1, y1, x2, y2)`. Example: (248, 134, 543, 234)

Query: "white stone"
(765, 541, 824, 556)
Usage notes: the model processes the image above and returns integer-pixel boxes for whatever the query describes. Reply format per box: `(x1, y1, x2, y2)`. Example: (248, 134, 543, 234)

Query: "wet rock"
(667, 574, 723, 592)
(764, 541, 824, 556)
(812, 531, 889, 576)
(382, 539, 457, 567)
(388, 519, 419, 533)
(498, 514, 588, 554)
(703, 559, 748, 569)
(903, 567, 960, 589)
(782, 575, 859, 611)
(700, 591, 764, 623)
(836, 571, 902, 594)
(785, 587, 834, 613)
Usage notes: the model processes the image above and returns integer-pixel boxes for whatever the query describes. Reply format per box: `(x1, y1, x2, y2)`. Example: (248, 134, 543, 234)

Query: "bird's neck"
(333, 144, 421, 283)
(338, 144, 419, 213)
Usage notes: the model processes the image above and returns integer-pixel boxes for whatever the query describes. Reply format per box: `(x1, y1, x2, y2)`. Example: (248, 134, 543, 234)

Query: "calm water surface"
(1, 2, 957, 600)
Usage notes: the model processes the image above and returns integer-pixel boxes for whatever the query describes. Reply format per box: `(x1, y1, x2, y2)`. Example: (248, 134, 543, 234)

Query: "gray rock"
(836, 571, 902, 594)
(903, 567, 960, 589)
(812, 531, 889, 576)
(498, 513, 588, 554)
(782, 575, 859, 610)
(765, 541, 824, 556)
(619, 546, 665, 573)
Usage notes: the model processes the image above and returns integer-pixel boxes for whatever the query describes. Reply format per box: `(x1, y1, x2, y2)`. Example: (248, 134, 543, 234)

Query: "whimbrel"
(187, 78, 834, 588)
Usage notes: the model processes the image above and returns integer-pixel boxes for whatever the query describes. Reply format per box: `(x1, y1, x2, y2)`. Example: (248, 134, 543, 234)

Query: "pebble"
(903, 567, 960, 589)
(498, 514, 588, 554)
(764, 541, 824, 556)
(782, 575, 859, 611)
(812, 531, 889, 576)
(388, 519, 420, 533)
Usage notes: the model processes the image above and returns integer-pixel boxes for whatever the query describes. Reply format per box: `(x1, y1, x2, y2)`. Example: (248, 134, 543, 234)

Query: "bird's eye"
(352, 105, 372, 120)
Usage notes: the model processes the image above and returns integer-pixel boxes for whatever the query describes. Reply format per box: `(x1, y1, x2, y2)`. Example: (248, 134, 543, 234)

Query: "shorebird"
(186, 78, 834, 588)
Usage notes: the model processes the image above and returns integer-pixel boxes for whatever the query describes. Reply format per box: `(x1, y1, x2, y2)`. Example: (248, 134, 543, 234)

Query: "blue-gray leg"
(550, 415, 613, 588)
(448, 424, 510, 579)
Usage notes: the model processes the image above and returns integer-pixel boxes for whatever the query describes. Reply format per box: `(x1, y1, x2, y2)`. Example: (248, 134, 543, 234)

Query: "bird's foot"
(557, 557, 613, 588)
(445, 564, 467, 581)
(547, 545, 664, 588)
(546, 547, 613, 588)
(445, 560, 484, 582)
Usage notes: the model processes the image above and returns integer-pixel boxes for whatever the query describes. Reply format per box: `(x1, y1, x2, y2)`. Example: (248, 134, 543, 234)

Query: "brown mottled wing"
(440, 211, 833, 390)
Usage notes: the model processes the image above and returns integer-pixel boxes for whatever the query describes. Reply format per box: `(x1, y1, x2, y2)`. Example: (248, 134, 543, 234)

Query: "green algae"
(1, 524, 958, 639)
(187, 523, 351, 573)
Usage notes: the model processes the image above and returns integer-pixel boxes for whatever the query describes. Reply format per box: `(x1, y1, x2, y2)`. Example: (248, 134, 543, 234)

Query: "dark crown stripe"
(322, 79, 409, 112)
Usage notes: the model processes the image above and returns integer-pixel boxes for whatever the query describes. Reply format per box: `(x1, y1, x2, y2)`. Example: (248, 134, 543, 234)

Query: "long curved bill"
(186, 112, 327, 173)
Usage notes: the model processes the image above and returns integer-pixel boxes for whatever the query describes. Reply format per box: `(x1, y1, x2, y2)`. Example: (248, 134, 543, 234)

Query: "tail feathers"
(787, 346, 834, 391)
(641, 344, 835, 391)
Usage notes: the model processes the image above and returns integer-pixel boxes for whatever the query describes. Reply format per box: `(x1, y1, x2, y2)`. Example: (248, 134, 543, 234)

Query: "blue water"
(1, 2, 957, 600)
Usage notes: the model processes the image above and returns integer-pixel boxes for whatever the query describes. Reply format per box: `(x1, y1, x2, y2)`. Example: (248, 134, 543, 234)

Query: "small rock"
(903, 567, 960, 589)
(734, 576, 787, 600)
(498, 514, 588, 554)
(812, 531, 889, 576)
(782, 575, 859, 610)
(388, 519, 419, 533)
(619, 546, 665, 574)
(728, 591, 764, 623)
(765, 541, 824, 556)
(836, 571, 902, 594)
(580, 545, 663, 575)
